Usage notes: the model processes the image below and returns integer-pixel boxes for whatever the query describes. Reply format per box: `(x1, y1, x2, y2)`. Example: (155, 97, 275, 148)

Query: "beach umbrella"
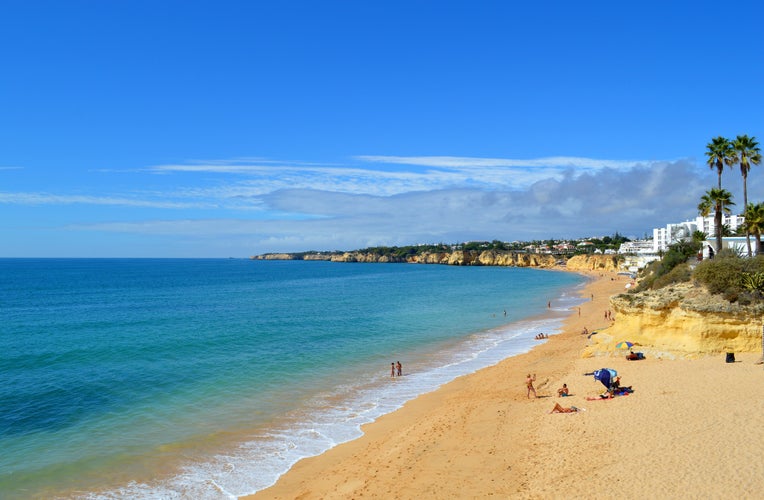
(616, 341, 634, 349)
(592, 368, 617, 388)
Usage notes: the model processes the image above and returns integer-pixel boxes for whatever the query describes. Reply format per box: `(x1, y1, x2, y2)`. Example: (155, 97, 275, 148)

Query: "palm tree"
(744, 202, 764, 255)
(732, 135, 762, 256)
(698, 188, 734, 253)
(691, 230, 707, 245)
(705, 136, 735, 189)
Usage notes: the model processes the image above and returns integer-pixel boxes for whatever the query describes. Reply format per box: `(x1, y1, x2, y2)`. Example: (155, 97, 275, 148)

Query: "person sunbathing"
(557, 384, 569, 397)
(551, 402, 579, 413)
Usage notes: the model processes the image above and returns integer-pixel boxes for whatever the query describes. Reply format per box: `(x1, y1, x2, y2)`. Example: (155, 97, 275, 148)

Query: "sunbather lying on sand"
(550, 402, 579, 413)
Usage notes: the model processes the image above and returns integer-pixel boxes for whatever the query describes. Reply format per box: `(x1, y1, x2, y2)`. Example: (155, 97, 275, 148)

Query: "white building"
(618, 240, 655, 255)
(617, 239, 660, 272)
(653, 215, 745, 253)
(700, 236, 760, 259)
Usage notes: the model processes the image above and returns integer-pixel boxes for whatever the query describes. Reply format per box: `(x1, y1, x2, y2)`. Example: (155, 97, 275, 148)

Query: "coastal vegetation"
(634, 135, 762, 305)
(261, 233, 632, 261)
(704, 134, 761, 256)
(697, 187, 734, 253)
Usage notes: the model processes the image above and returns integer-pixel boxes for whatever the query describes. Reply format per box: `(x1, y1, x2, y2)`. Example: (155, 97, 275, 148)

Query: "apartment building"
(653, 215, 745, 253)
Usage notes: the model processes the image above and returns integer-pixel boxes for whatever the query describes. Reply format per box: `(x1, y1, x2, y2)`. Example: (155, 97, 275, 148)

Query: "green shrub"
(741, 272, 764, 293)
(742, 255, 764, 274)
(652, 262, 693, 289)
(693, 253, 745, 296)
(634, 241, 697, 292)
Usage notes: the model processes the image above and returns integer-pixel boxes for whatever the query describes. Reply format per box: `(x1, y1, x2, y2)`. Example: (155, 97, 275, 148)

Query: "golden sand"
(249, 271, 764, 499)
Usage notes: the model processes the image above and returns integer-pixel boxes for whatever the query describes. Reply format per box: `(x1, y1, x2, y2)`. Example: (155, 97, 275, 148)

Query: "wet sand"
(249, 271, 764, 499)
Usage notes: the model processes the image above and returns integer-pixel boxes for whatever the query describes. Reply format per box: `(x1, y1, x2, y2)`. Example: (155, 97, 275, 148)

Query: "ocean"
(0, 258, 585, 499)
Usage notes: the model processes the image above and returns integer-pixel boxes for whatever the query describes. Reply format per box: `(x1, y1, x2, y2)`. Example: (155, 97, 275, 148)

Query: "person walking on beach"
(396, 361, 402, 377)
(526, 373, 537, 399)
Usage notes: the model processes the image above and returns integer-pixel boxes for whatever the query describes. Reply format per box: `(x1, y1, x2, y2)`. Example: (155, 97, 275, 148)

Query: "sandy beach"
(250, 270, 764, 499)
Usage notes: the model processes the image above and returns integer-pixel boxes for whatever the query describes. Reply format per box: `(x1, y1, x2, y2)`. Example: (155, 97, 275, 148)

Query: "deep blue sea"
(0, 259, 585, 499)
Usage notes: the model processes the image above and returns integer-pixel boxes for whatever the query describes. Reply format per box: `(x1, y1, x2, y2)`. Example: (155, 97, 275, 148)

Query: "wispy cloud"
(0, 192, 210, 209)
(140, 154, 657, 199)
(72, 158, 723, 242)
(355, 155, 646, 170)
(4, 154, 746, 257)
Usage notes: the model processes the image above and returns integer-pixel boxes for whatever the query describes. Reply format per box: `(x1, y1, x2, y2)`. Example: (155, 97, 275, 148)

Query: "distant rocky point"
(252, 251, 622, 271)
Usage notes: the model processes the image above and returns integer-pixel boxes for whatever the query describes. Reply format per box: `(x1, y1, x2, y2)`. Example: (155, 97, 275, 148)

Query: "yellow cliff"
(253, 251, 623, 269)
(585, 282, 763, 358)
(565, 254, 621, 272)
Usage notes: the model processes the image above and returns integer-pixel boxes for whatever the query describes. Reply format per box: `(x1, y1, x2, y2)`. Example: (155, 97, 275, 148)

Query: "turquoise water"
(0, 259, 585, 499)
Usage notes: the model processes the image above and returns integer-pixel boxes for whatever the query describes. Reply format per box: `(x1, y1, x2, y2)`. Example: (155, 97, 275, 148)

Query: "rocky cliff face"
(258, 253, 303, 260)
(589, 282, 764, 356)
(329, 252, 406, 263)
(565, 254, 621, 272)
(323, 250, 560, 267)
(253, 251, 622, 271)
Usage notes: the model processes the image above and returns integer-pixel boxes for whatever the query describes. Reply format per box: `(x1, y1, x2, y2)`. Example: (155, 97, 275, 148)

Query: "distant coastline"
(252, 250, 623, 272)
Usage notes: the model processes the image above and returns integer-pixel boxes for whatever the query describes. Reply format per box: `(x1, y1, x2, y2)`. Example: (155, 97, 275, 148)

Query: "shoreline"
(247, 270, 621, 498)
(249, 270, 764, 498)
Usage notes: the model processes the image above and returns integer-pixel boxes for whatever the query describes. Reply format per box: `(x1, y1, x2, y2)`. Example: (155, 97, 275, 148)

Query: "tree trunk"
(714, 208, 723, 253)
(744, 176, 752, 257)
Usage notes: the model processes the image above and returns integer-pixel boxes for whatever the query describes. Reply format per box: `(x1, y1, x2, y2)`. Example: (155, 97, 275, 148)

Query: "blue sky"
(1, 1, 762, 257)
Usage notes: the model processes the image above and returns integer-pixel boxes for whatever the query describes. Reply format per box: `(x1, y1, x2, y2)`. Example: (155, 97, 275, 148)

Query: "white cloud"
(4, 154, 742, 257)
(141, 154, 659, 200)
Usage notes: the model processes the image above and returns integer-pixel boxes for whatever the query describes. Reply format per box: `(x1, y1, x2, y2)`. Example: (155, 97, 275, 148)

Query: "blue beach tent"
(592, 368, 618, 388)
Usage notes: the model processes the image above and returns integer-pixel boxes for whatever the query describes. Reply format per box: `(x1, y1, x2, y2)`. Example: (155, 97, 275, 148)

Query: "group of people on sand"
(390, 361, 402, 377)
(534, 333, 548, 340)
(626, 350, 645, 361)
(552, 382, 581, 412)
(528, 371, 634, 411)
(600, 376, 634, 398)
(552, 383, 580, 412)
(527, 375, 572, 399)
(526, 373, 580, 412)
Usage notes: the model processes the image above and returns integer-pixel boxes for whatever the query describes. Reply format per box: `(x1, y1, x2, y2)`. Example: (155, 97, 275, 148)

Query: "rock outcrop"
(329, 252, 406, 263)
(587, 282, 764, 357)
(257, 250, 563, 267)
(565, 254, 621, 272)
(252, 250, 620, 269)
(258, 253, 302, 260)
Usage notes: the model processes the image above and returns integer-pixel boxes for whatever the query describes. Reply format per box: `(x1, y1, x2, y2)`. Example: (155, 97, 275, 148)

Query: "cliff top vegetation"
(262, 233, 632, 260)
